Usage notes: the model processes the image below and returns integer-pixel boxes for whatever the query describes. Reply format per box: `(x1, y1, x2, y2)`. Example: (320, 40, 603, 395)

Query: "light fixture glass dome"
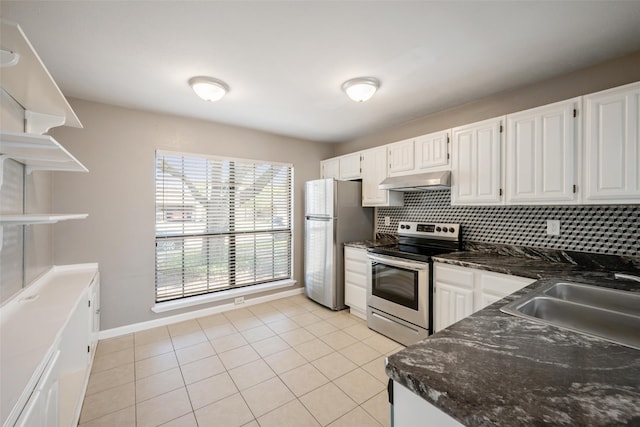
(342, 77, 380, 102)
(189, 76, 229, 102)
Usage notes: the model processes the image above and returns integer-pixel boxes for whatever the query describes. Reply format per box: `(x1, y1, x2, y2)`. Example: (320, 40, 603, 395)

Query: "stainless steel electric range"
(366, 221, 461, 345)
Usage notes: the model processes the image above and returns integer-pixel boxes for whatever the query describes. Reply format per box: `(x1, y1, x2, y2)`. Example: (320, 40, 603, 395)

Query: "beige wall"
(334, 50, 640, 155)
(51, 99, 333, 329)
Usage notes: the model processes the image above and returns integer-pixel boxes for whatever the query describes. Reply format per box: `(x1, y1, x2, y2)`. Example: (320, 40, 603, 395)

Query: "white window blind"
(155, 150, 293, 302)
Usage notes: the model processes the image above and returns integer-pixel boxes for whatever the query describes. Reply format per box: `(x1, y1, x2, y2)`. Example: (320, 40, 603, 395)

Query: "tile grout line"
(82, 297, 396, 427)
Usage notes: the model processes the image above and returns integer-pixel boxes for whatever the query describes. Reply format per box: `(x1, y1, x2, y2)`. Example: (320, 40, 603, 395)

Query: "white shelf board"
(0, 19, 82, 129)
(0, 214, 88, 225)
(0, 131, 88, 173)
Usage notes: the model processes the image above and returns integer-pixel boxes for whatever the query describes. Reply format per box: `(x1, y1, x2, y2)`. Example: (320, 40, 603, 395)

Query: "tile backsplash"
(376, 190, 639, 257)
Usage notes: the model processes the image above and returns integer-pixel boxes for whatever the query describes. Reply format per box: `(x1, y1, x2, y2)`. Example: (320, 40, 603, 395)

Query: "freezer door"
(304, 216, 336, 308)
(305, 179, 335, 217)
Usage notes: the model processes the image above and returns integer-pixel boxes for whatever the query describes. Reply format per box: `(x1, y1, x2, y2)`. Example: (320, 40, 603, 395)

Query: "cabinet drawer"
(345, 284, 367, 311)
(345, 246, 369, 260)
(345, 271, 367, 289)
(434, 264, 474, 288)
(345, 258, 368, 271)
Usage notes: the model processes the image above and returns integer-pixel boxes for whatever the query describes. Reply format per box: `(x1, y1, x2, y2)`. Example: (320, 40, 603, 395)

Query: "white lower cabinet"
(433, 265, 474, 332)
(344, 246, 369, 320)
(393, 381, 463, 427)
(4, 265, 100, 427)
(434, 262, 534, 332)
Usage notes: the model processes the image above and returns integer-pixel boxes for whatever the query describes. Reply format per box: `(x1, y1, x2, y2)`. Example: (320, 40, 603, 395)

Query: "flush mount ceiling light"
(342, 77, 380, 102)
(189, 76, 229, 102)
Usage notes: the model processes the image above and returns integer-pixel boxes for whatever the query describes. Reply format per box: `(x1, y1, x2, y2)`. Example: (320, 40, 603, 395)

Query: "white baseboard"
(99, 287, 305, 340)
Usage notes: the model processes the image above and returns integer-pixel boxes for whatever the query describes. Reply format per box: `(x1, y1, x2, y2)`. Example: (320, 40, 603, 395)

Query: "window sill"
(151, 279, 298, 314)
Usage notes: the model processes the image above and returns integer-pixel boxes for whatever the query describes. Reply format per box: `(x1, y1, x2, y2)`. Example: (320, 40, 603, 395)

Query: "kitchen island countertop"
(386, 247, 640, 426)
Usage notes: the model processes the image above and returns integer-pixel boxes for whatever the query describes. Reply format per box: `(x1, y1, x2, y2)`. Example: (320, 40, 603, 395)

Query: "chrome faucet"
(614, 273, 640, 283)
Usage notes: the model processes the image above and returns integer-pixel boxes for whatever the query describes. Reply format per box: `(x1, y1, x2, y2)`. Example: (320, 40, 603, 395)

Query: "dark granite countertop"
(386, 245, 640, 426)
(344, 233, 397, 249)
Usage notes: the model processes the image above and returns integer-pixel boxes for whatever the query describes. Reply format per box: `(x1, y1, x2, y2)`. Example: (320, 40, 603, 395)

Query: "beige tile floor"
(79, 294, 403, 427)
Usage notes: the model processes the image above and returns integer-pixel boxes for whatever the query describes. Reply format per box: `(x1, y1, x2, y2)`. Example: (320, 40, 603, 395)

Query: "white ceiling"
(2, 1, 640, 143)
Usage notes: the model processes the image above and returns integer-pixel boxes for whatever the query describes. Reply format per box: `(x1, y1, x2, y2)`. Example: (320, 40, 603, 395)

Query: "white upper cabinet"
(320, 158, 340, 179)
(415, 130, 450, 171)
(388, 139, 415, 176)
(583, 81, 640, 204)
(451, 117, 504, 205)
(362, 146, 403, 206)
(321, 153, 362, 181)
(505, 98, 580, 204)
(339, 152, 363, 180)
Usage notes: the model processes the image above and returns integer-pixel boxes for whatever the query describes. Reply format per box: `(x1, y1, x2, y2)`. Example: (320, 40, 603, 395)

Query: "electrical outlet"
(546, 220, 560, 236)
(234, 296, 245, 305)
(384, 216, 390, 226)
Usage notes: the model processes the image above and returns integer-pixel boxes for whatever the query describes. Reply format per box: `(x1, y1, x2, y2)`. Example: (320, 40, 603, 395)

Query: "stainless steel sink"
(542, 282, 640, 316)
(501, 281, 640, 350)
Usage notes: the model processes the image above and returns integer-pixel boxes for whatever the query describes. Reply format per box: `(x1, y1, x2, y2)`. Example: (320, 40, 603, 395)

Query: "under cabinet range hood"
(378, 171, 451, 191)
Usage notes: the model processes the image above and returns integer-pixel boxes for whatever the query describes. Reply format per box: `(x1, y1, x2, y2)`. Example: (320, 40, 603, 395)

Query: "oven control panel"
(398, 221, 460, 240)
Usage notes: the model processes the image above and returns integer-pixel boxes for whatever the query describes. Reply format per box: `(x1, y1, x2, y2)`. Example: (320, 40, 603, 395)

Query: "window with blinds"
(155, 150, 293, 302)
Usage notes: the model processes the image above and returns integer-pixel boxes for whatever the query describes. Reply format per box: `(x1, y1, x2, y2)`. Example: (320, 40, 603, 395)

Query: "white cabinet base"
(344, 246, 369, 320)
(393, 381, 463, 427)
(1, 264, 99, 427)
(434, 262, 534, 332)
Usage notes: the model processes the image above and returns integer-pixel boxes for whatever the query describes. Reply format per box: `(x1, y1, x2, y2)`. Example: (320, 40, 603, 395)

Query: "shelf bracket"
(24, 110, 65, 135)
(0, 155, 9, 188)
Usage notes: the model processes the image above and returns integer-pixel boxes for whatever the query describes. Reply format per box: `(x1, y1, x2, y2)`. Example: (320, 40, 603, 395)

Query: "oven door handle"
(366, 253, 428, 271)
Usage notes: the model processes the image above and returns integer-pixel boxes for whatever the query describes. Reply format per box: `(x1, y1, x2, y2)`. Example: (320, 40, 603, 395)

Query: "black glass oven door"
(371, 263, 419, 310)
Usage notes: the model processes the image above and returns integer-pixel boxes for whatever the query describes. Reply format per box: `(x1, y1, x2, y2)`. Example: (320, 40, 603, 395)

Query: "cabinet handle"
(573, 184, 578, 193)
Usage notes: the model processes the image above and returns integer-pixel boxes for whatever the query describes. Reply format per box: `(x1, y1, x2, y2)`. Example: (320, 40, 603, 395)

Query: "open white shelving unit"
(1, 20, 89, 230)
(1, 20, 96, 426)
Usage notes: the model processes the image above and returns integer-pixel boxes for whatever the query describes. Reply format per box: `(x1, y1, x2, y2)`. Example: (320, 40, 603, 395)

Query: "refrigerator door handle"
(305, 215, 332, 221)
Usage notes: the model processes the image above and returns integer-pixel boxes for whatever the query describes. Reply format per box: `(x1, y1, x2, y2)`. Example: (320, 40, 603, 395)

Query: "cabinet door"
(394, 382, 464, 427)
(584, 82, 640, 203)
(451, 117, 504, 205)
(434, 264, 475, 332)
(321, 158, 340, 179)
(415, 130, 450, 171)
(388, 139, 415, 176)
(434, 283, 474, 332)
(477, 271, 534, 311)
(506, 98, 579, 204)
(339, 153, 363, 180)
(16, 351, 60, 427)
(362, 147, 403, 206)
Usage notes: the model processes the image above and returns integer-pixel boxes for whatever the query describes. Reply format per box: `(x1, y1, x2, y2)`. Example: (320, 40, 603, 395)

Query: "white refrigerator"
(304, 179, 373, 310)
